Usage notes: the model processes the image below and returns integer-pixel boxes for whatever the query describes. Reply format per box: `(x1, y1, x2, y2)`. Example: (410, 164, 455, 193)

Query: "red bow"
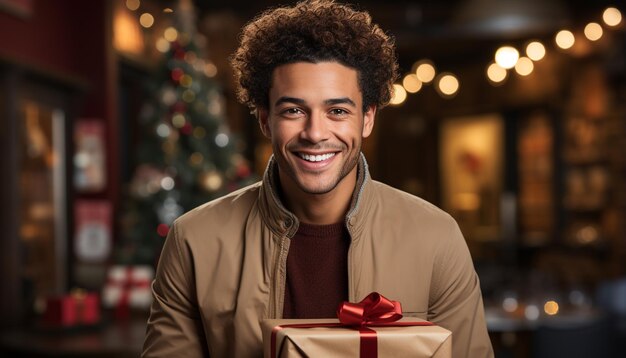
(337, 291, 403, 326)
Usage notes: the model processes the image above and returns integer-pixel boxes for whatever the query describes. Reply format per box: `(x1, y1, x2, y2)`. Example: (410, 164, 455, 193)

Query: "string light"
(161, 176, 175, 191)
(156, 38, 170, 53)
(126, 0, 140, 11)
(204, 63, 218, 77)
(526, 41, 546, 61)
(215, 133, 230, 147)
(555, 30, 575, 49)
(514, 57, 534, 76)
(486, 63, 507, 84)
(389, 84, 407, 105)
(402, 74, 423, 93)
(436, 73, 460, 97)
(495, 46, 519, 69)
(164, 27, 178, 42)
(139, 13, 154, 28)
(172, 113, 186, 128)
(603, 7, 622, 27)
(414, 60, 436, 83)
(584, 22, 603, 41)
(544, 300, 559, 315)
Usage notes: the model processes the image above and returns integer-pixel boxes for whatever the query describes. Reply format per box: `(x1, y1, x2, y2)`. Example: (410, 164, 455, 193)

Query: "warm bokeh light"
(126, 0, 140, 11)
(180, 74, 193, 87)
(390, 84, 407, 105)
(525, 304, 540, 320)
(402, 73, 423, 93)
(555, 30, 575, 49)
(163, 7, 174, 13)
(114, 6, 144, 55)
(139, 13, 154, 28)
(204, 62, 218, 77)
(502, 297, 518, 313)
(202, 172, 223, 192)
(526, 41, 546, 61)
(164, 27, 178, 42)
(172, 113, 186, 128)
(193, 126, 206, 139)
(584, 22, 603, 41)
(414, 60, 436, 83)
(156, 38, 170, 53)
(603, 7, 622, 27)
(436, 73, 459, 97)
(544, 300, 559, 315)
(495, 46, 519, 69)
(487, 63, 507, 84)
(189, 152, 203, 166)
(514, 57, 534, 76)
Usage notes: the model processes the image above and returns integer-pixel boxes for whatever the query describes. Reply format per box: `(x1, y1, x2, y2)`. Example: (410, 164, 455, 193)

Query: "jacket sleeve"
(142, 221, 210, 357)
(427, 217, 494, 358)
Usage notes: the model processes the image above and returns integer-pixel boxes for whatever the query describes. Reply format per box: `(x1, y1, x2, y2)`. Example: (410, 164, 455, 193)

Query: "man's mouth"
(297, 152, 336, 162)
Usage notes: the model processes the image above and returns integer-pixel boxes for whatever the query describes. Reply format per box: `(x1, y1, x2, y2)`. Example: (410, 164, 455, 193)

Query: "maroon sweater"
(282, 222, 350, 318)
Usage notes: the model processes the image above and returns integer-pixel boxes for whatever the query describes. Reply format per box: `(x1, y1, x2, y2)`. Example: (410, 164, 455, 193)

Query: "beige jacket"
(143, 155, 494, 358)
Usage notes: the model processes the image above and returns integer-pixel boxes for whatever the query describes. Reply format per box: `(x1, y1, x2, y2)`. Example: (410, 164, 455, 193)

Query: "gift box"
(102, 265, 154, 319)
(42, 290, 100, 327)
(262, 293, 451, 358)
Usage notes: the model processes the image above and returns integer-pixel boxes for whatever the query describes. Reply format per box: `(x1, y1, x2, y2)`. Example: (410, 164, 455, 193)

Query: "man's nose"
(300, 111, 329, 143)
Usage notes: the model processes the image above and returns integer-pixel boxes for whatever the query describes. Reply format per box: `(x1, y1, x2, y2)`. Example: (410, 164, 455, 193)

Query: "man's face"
(258, 61, 375, 196)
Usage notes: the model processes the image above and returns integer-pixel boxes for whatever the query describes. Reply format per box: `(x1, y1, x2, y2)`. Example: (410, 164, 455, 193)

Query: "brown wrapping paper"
(262, 317, 452, 358)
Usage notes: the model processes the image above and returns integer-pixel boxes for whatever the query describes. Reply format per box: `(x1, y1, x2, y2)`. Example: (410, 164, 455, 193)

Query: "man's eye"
(329, 108, 348, 116)
(282, 108, 303, 116)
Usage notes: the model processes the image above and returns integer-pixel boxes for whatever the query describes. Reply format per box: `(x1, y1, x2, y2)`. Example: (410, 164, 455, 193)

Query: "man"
(143, 1, 493, 357)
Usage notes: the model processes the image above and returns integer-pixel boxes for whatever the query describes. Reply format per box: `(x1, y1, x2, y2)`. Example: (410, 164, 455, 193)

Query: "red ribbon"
(270, 292, 434, 358)
(107, 267, 151, 319)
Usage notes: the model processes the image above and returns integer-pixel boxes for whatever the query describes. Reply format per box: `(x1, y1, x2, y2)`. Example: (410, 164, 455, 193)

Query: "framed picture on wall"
(440, 114, 504, 243)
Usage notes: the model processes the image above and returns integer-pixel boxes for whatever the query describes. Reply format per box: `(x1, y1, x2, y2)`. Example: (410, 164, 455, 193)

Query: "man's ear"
(257, 107, 271, 139)
(362, 105, 376, 138)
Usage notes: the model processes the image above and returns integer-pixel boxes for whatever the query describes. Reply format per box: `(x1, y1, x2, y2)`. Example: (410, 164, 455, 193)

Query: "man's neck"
(278, 168, 357, 225)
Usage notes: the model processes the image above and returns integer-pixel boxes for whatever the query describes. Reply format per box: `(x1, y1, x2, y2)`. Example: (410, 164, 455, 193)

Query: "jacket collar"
(258, 153, 372, 240)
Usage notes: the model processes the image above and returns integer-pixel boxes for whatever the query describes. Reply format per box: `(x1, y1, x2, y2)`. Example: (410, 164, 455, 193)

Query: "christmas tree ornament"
(161, 86, 177, 106)
(156, 195, 184, 225)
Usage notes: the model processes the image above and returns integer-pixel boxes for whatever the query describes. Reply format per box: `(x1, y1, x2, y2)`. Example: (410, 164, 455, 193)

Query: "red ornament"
(172, 101, 186, 113)
(174, 49, 186, 60)
(157, 224, 169, 237)
(236, 164, 251, 178)
(171, 68, 184, 82)
(180, 122, 193, 135)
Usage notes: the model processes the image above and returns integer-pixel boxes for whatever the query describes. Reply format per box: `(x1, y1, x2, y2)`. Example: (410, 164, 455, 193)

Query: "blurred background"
(0, 0, 624, 357)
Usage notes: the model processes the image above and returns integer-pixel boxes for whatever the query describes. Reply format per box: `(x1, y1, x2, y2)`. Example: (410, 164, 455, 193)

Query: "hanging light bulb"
(525, 41, 545, 61)
(402, 74, 423, 93)
(435, 73, 460, 97)
(603, 7, 622, 27)
(514, 57, 534, 76)
(555, 30, 575, 49)
(487, 63, 508, 84)
(584, 22, 603, 41)
(414, 60, 436, 83)
(495, 46, 519, 69)
(389, 84, 407, 105)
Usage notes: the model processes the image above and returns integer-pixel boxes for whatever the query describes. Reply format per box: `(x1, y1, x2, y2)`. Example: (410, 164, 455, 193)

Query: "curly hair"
(230, 0, 398, 112)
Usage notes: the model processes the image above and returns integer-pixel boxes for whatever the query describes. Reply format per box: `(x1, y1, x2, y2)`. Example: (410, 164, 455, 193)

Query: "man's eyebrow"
(274, 97, 306, 107)
(325, 97, 356, 107)
(274, 97, 357, 108)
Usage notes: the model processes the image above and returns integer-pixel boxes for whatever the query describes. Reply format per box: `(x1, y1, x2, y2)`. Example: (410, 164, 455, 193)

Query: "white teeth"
(299, 153, 336, 162)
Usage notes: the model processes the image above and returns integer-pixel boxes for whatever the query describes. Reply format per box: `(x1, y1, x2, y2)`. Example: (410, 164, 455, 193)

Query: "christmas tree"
(118, 0, 254, 265)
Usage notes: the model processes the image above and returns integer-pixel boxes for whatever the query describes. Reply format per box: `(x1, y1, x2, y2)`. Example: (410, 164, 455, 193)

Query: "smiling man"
(142, 1, 493, 357)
